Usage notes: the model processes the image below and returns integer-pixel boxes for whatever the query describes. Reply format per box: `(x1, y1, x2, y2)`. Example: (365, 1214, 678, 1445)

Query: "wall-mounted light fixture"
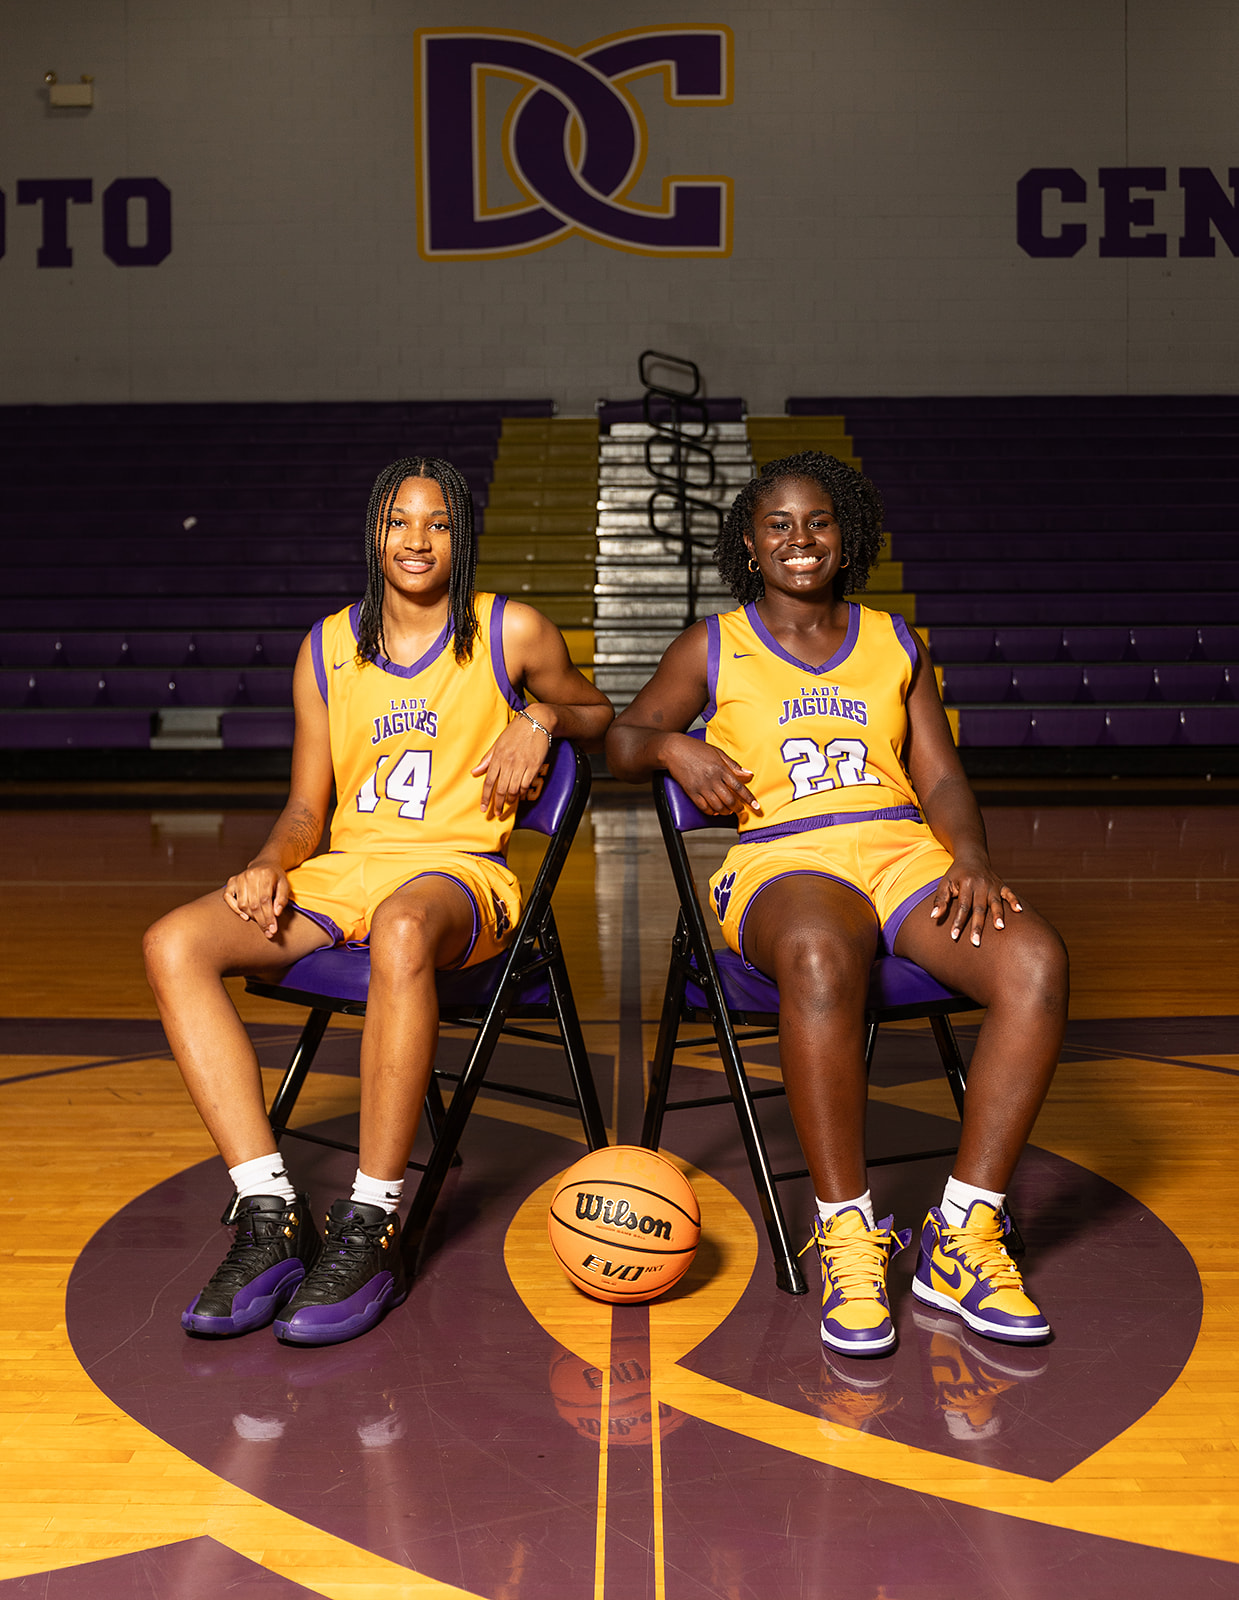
(45, 71, 94, 109)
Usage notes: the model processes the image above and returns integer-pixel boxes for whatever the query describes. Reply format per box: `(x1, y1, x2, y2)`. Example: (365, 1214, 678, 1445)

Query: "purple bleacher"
(0, 710, 151, 748)
(818, 395, 1238, 754)
(1081, 665, 1155, 703)
(220, 710, 296, 748)
(1152, 664, 1228, 701)
(0, 398, 549, 751)
(992, 627, 1065, 662)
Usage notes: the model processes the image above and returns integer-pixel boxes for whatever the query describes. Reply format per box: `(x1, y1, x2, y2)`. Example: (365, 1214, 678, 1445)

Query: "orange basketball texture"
(547, 1146, 701, 1303)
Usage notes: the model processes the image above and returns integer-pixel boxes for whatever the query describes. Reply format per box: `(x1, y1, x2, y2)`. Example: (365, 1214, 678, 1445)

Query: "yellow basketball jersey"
(309, 595, 521, 858)
(704, 602, 922, 842)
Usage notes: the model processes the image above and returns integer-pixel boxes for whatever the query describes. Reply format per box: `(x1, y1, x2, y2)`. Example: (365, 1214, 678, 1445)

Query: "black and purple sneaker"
(182, 1193, 320, 1338)
(273, 1200, 408, 1347)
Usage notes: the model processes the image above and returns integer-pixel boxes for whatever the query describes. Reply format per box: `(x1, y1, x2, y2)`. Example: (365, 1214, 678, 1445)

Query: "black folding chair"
(244, 739, 608, 1273)
(642, 770, 984, 1296)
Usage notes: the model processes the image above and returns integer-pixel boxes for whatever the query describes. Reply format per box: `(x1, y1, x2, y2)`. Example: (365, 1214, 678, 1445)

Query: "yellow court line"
(650, 1371, 666, 1600)
(594, 1326, 611, 1600)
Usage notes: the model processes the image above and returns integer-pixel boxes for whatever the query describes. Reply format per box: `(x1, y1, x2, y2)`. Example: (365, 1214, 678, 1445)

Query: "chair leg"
(929, 1014, 969, 1121)
(423, 1075, 463, 1169)
(641, 957, 690, 1152)
(401, 1001, 510, 1273)
(707, 1003, 808, 1297)
(268, 1008, 332, 1138)
(547, 957, 608, 1151)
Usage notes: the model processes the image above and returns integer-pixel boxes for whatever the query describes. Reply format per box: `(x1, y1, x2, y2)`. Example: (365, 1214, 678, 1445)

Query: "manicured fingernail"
(995, 918, 1004, 928)
(951, 928, 960, 940)
(972, 933, 980, 945)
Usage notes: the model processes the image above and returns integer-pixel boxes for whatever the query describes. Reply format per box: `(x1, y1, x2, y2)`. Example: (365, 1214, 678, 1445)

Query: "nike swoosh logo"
(932, 1258, 964, 1290)
(333, 661, 348, 670)
(733, 652, 753, 659)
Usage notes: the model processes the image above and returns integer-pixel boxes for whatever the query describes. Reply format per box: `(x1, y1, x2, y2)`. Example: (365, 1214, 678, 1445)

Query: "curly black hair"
(715, 451, 886, 604)
(356, 457, 478, 666)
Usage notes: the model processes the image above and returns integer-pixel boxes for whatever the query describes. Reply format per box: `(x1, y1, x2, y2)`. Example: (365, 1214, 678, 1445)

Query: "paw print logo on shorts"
(712, 871, 736, 923)
(492, 893, 512, 940)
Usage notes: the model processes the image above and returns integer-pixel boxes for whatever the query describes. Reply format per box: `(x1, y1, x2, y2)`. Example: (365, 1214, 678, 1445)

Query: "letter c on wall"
(1017, 168, 1087, 257)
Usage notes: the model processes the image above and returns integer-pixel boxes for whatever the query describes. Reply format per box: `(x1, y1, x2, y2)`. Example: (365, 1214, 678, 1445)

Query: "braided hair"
(356, 457, 478, 666)
(715, 452, 886, 605)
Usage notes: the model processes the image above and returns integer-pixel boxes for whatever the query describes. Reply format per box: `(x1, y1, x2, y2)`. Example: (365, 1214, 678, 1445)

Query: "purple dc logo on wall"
(415, 26, 732, 259)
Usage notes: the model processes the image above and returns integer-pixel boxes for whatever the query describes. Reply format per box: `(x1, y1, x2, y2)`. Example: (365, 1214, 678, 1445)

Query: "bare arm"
(223, 633, 335, 936)
(902, 632, 1021, 944)
(472, 601, 614, 816)
(605, 625, 760, 816)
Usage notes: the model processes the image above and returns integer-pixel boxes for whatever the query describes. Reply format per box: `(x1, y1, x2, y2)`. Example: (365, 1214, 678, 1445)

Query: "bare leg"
(143, 893, 331, 1166)
(356, 875, 476, 1180)
(894, 898, 1068, 1192)
(741, 876, 879, 1202)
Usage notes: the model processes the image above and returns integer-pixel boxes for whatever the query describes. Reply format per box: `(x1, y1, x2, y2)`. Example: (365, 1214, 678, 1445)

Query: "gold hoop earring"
(840, 555, 850, 568)
(747, 557, 759, 573)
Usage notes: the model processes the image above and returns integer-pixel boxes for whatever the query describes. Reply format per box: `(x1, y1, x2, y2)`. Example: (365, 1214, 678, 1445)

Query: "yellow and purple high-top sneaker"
(806, 1207, 912, 1357)
(911, 1201, 1050, 1344)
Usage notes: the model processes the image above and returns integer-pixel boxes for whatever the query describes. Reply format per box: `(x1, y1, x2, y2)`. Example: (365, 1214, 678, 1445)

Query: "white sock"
(351, 1168, 404, 1214)
(229, 1153, 296, 1204)
(816, 1190, 875, 1229)
(941, 1175, 1004, 1228)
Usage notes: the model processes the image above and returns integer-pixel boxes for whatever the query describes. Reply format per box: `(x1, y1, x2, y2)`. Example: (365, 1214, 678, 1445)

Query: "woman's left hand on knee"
(929, 855, 1023, 947)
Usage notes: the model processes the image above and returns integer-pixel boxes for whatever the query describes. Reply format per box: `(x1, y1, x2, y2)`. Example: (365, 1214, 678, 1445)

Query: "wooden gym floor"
(1, 790, 1237, 1599)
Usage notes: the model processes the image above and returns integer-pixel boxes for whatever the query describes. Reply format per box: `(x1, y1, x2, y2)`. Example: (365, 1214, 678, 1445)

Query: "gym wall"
(3, 0, 1237, 410)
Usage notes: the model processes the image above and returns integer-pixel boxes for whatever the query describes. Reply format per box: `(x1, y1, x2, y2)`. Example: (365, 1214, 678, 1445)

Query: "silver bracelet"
(518, 706, 552, 742)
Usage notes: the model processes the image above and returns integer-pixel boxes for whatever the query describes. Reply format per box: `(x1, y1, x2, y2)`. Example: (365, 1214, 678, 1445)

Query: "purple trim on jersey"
(738, 805, 922, 846)
(470, 850, 508, 866)
(743, 600, 860, 676)
(391, 871, 483, 969)
(287, 901, 344, 946)
(346, 601, 451, 681)
(890, 613, 918, 674)
(883, 878, 942, 955)
(703, 613, 721, 723)
(736, 870, 873, 971)
(310, 617, 328, 704)
(489, 594, 524, 711)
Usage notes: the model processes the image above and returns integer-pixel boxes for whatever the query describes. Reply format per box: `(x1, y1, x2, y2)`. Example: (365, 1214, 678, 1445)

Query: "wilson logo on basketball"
(574, 1192, 673, 1239)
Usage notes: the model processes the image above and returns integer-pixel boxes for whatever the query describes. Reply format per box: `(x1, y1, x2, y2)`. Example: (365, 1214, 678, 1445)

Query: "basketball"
(547, 1145, 701, 1303)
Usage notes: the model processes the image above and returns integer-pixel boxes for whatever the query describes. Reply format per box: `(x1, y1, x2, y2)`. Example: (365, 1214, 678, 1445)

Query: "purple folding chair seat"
(643, 751, 982, 1297)
(241, 740, 605, 1272)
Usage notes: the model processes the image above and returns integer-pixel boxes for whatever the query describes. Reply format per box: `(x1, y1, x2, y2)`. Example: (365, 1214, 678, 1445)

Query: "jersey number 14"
(356, 750, 432, 819)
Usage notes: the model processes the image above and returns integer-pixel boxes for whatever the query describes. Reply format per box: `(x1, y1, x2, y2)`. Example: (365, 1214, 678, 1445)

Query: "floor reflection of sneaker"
(274, 1200, 407, 1346)
(804, 1351, 901, 1433)
(911, 1201, 1050, 1344)
(182, 1193, 321, 1338)
(914, 1308, 1048, 1440)
(805, 1207, 912, 1357)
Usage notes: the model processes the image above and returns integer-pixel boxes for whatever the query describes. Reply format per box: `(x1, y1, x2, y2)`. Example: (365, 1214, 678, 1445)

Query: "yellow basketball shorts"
(285, 849, 522, 970)
(708, 816, 954, 967)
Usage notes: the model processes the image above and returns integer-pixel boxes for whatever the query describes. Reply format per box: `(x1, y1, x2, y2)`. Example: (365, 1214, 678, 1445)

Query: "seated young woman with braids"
(606, 453, 1067, 1357)
(145, 458, 612, 1347)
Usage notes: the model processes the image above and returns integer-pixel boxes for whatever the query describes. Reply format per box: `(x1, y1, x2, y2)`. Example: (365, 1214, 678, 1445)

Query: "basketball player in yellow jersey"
(608, 453, 1067, 1358)
(145, 457, 612, 1346)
